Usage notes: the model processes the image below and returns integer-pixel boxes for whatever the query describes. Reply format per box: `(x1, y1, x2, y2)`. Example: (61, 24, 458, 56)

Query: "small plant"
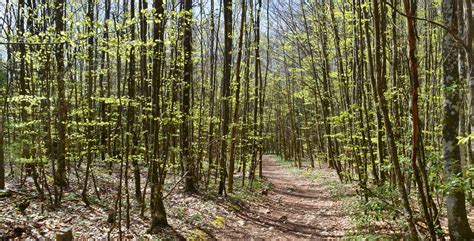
(175, 207, 186, 219)
(211, 215, 225, 228)
(188, 229, 208, 241)
(189, 213, 204, 224)
(228, 203, 241, 212)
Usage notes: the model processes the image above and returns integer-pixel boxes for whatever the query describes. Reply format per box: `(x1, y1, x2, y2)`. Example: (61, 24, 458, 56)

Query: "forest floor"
(3, 155, 472, 239)
(215, 155, 354, 239)
(0, 155, 357, 240)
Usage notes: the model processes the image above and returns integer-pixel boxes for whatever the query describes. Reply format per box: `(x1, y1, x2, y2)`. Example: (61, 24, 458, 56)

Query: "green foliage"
(228, 176, 271, 202)
(347, 233, 402, 240)
(175, 207, 186, 220)
(188, 229, 208, 241)
(211, 215, 225, 228)
(457, 133, 474, 145)
(350, 184, 404, 232)
(189, 213, 204, 224)
(0, 63, 6, 90)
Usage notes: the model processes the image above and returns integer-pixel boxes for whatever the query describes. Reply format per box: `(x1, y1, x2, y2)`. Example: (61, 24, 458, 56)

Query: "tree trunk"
(402, 0, 437, 239)
(150, 0, 168, 231)
(442, 0, 474, 239)
(373, 0, 418, 238)
(218, 0, 233, 196)
(55, 0, 67, 199)
(228, 0, 246, 193)
(182, 0, 196, 193)
(0, 85, 4, 190)
(81, 0, 95, 206)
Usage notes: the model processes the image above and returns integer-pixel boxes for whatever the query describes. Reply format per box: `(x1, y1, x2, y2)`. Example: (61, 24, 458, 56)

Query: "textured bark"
(149, 0, 168, 230)
(55, 0, 67, 197)
(442, 0, 474, 239)
(218, 0, 233, 195)
(228, 0, 246, 193)
(0, 91, 4, 190)
(182, 0, 196, 193)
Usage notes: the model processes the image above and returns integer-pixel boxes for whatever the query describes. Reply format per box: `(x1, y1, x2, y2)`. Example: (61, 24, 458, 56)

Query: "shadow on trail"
(234, 206, 334, 238)
(216, 155, 353, 239)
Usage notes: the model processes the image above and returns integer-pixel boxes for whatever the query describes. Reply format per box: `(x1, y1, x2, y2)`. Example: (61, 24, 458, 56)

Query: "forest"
(0, 0, 473, 239)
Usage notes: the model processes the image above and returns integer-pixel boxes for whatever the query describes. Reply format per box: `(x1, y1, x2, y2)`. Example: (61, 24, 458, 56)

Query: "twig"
(0, 24, 135, 46)
(383, 0, 468, 50)
(163, 171, 190, 200)
(359, 185, 436, 238)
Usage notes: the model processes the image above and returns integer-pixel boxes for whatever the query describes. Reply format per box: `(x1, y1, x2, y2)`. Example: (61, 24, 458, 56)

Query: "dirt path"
(217, 155, 353, 239)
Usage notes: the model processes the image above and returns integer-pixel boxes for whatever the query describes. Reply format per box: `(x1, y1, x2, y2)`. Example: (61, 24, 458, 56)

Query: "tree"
(81, 0, 96, 205)
(228, 0, 247, 193)
(441, 0, 474, 239)
(372, 0, 418, 238)
(218, 0, 233, 196)
(54, 0, 67, 204)
(402, 0, 437, 238)
(2, 0, 473, 238)
(182, 0, 196, 193)
(127, 0, 142, 203)
(150, 0, 169, 231)
(0, 64, 4, 190)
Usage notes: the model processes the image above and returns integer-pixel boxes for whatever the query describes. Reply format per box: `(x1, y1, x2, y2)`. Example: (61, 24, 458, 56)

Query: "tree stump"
(56, 227, 73, 241)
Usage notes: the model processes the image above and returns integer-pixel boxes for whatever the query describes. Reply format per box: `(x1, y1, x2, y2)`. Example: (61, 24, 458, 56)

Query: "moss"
(188, 229, 208, 241)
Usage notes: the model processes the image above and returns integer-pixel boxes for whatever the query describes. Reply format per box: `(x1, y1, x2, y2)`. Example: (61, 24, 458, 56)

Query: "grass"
(346, 233, 402, 240)
(273, 155, 342, 192)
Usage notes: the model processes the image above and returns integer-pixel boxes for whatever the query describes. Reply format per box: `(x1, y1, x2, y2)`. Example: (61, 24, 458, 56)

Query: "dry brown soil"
(216, 155, 353, 240)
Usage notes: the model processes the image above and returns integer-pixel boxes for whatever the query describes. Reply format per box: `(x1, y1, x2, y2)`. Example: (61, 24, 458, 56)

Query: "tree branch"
(383, 0, 468, 50)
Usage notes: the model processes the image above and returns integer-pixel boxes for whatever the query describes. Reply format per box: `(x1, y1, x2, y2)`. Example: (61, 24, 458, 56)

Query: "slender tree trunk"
(55, 0, 67, 201)
(82, 0, 95, 205)
(402, 1, 437, 239)
(373, 0, 418, 238)
(228, 0, 246, 193)
(150, 0, 168, 231)
(218, 0, 233, 196)
(127, 0, 142, 203)
(464, 0, 474, 206)
(182, 0, 195, 193)
(0, 86, 4, 190)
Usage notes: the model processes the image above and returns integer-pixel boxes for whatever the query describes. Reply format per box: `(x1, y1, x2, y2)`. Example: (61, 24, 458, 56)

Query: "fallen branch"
(163, 171, 190, 200)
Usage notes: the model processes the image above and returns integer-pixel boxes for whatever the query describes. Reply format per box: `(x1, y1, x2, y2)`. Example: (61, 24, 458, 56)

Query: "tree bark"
(150, 0, 168, 231)
(218, 0, 233, 196)
(182, 0, 196, 193)
(0, 85, 4, 190)
(228, 0, 246, 193)
(402, 0, 437, 239)
(442, 0, 474, 239)
(55, 0, 67, 199)
(81, 0, 95, 206)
